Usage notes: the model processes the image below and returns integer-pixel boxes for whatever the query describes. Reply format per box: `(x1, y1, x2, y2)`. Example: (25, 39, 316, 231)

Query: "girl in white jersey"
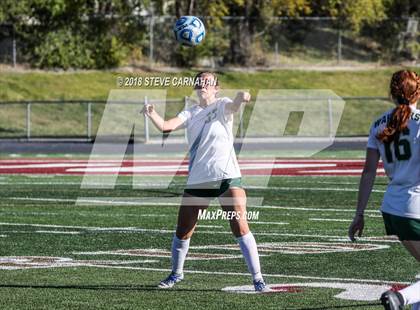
(348, 70, 420, 310)
(143, 72, 267, 292)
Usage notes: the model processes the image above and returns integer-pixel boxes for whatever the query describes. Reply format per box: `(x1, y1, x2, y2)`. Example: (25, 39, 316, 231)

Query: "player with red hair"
(349, 70, 420, 310)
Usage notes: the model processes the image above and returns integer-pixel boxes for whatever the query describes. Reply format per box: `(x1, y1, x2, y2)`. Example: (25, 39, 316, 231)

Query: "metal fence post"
(337, 29, 342, 64)
(144, 96, 149, 143)
(26, 102, 31, 140)
(12, 27, 16, 68)
(239, 104, 244, 138)
(327, 98, 333, 138)
(149, 9, 154, 66)
(184, 96, 188, 142)
(87, 102, 92, 140)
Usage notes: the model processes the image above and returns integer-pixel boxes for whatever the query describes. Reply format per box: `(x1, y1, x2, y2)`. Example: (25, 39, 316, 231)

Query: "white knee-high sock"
(237, 232, 263, 281)
(171, 235, 190, 275)
(400, 281, 420, 305)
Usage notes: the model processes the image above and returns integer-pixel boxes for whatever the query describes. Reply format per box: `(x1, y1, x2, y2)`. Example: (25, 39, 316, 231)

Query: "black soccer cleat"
(380, 290, 404, 310)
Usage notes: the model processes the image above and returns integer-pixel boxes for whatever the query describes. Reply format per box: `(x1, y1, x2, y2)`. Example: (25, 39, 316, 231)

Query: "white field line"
(75, 199, 179, 206)
(250, 206, 379, 214)
(247, 186, 385, 193)
(10, 197, 76, 203)
(6, 197, 379, 213)
(330, 238, 400, 243)
(310, 218, 353, 222)
(0, 222, 392, 241)
(0, 235, 6, 237)
(87, 265, 410, 286)
(25, 174, 55, 178)
(196, 225, 223, 228)
(0, 182, 181, 187)
(73, 249, 243, 261)
(310, 217, 384, 222)
(7, 196, 382, 214)
(249, 221, 289, 225)
(35, 230, 81, 235)
(367, 214, 383, 218)
(0, 211, 171, 218)
(9, 197, 181, 206)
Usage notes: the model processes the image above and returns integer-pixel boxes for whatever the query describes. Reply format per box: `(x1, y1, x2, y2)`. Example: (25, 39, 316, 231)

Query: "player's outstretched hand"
(142, 104, 155, 117)
(235, 91, 251, 103)
(348, 215, 364, 242)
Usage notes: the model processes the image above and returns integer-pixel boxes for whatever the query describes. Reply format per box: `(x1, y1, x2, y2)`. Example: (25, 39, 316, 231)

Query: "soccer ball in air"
(173, 16, 205, 46)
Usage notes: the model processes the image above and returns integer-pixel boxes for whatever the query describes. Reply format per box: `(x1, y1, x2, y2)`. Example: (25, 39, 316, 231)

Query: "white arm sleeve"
(219, 97, 234, 123)
(176, 109, 191, 129)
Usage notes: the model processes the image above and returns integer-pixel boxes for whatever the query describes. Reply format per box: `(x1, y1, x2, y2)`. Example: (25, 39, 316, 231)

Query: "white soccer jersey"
(177, 97, 241, 185)
(367, 106, 420, 219)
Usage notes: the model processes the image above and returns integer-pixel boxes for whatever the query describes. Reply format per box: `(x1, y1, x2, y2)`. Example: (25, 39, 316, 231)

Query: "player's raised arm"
(142, 103, 185, 133)
(225, 91, 251, 114)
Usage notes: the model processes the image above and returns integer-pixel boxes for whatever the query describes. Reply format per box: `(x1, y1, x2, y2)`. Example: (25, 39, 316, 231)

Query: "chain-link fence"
(0, 16, 418, 68)
(149, 16, 419, 67)
(0, 97, 395, 140)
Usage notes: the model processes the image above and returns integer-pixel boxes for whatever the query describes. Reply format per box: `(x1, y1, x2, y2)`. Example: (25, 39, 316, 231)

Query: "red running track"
(0, 159, 385, 176)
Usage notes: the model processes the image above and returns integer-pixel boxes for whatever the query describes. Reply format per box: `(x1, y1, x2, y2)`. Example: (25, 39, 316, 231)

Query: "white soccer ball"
(173, 16, 206, 46)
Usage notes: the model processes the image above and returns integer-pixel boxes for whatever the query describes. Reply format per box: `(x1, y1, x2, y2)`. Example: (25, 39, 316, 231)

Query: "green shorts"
(382, 212, 420, 241)
(184, 178, 242, 199)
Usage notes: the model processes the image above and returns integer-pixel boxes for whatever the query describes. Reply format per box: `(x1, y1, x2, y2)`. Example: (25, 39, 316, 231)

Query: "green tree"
(0, 0, 149, 69)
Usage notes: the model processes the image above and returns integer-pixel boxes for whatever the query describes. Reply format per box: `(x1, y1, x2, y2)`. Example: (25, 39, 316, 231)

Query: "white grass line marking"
(0, 222, 100, 230)
(0, 235, 6, 237)
(190, 242, 389, 255)
(89, 265, 410, 285)
(247, 186, 385, 193)
(249, 221, 289, 225)
(8, 196, 381, 215)
(250, 205, 379, 214)
(275, 179, 384, 186)
(0, 211, 171, 218)
(367, 214, 383, 218)
(76, 199, 179, 206)
(0, 222, 390, 240)
(329, 238, 400, 243)
(10, 197, 76, 203)
(9, 197, 181, 206)
(196, 225, 224, 228)
(35, 230, 81, 235)
(310, 218, 353, 222)
(74, 249, 242, 261)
